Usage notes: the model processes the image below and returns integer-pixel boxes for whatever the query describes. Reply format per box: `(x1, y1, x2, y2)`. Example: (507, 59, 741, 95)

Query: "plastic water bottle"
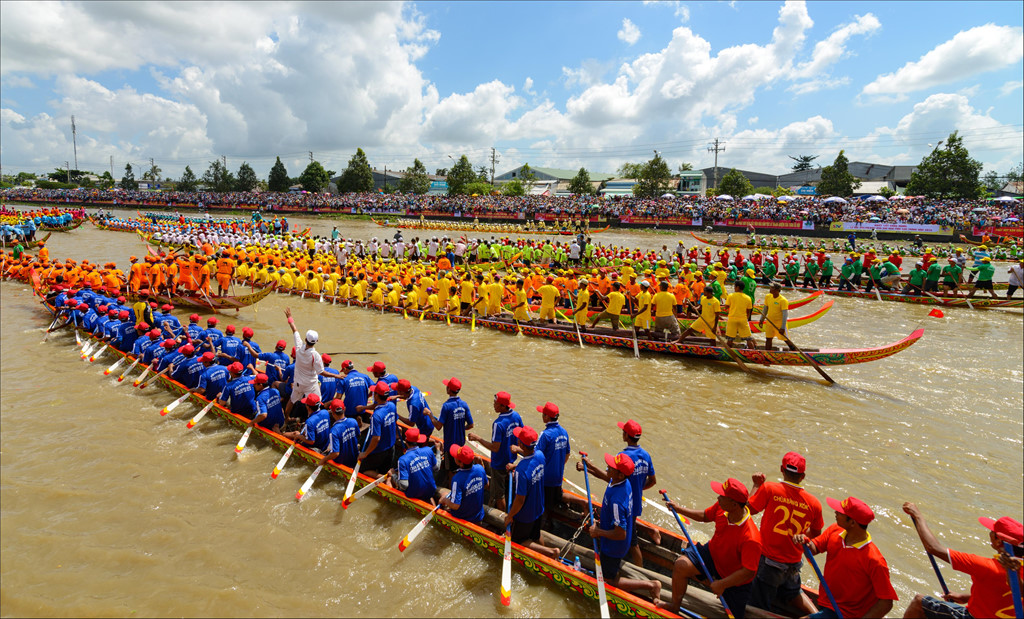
(573, 555, 582, 571)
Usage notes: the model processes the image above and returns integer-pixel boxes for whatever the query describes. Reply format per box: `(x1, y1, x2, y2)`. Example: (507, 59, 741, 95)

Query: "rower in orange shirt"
(128, 256, 146, 293)
(215, 252, 236, 295)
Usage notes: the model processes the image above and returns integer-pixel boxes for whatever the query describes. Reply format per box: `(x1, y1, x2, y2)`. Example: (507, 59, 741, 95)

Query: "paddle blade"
(296, 465, 323, 502)
(234, 427, 253, 454)
(271, 444, 295, 479)
(398, 506, 438, 552)
(104, 358, 125, 375)
(133, 367, 151, 387)
(342, 462, 362, 506)
(186, 402, 213, 429)
(500, 534, 512, 606)
(161, 392, 188, 416)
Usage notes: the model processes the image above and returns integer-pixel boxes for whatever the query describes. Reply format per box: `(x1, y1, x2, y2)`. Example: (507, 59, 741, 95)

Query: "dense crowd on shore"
(2, 187, 1021, 228)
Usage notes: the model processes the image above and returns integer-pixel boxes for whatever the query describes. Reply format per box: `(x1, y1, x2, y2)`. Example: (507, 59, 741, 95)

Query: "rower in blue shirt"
(114, 320, 146, 352)
(534, 402, 570, 523)
(157, 341, 185, 372)
(319, 355, 341, 402)
(132, 328, 160, 357)
(468, 390, 518, 510)
(283, 394, 331, 451)
(252, 374, 285, 432)
(435, 377, 474, 480)
(185, 314, 204, 340)
(199, 317, 223, 353)
(172, 346, 204, 389)
(367, 361, 399, 391)
(393, 428, 439, 502)
(441, 444, 488, 524)
(219, 362, 257, 419)
(195, 353, 229, 398)
(216, 325, 244, 366)
(319, 399, 359, 467)
(340, 361, 373, 422)
(237, 328, 260, 373)
(357, 382, 398, 476)
(256, 339, 290, 384)
(588, 452, 662, 600)
(503, 426, 558, 559)
(395, 379, 434, 439)
(154, 304, 181, 331)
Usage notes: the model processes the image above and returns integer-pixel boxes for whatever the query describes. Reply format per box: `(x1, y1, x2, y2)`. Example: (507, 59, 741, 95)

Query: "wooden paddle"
(160, 391, 191, 416)
(234, 426, 253, 455)
(271, 442, 296, 479)
(692, 308, 753, 374)
(398, 503, 442, 552)
(185, 392, 222, 429)
(139, 364, 172, 388)
(500, 477, 514, 607)
(579, 453, 611, 618)
(343, 431, 375, 505)
(295, 464, 323, 502)
(341, 471, 389, 508)
(117, 356, 142, 382)
(103, 356, 126, 376)
(760, 315, 835, 384)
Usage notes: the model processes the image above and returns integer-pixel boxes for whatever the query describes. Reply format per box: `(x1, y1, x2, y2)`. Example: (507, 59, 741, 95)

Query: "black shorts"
(975, 280, 994, 289)
(599, 552, 623, 580)
(361, 447, 394, 474)
(511, 517, 542, 544)
(491, 469, 509, 506)
(544, 485, 563, 514)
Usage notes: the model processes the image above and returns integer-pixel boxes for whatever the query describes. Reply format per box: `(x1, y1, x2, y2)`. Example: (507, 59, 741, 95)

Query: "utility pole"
(490, 147, 500, 184)
(309, 151, 314, 164)
(382, 163, 388, 193)
(64, 161, 70, 184)
(109, 155, 114, 178)
(222, 155, 227, 169)
(149, 157, 155, 182)
(707, 138, 725, 189)
(71, 116, 78, 170)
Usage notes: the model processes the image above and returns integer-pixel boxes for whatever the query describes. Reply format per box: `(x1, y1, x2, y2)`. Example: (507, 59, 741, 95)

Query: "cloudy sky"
(1, 1, 1021, 182)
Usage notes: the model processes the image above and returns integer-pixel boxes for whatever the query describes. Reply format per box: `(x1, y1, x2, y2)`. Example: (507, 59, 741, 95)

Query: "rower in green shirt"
(838, 257, 857, 291)
(760, 260, 777, 285)
(784, 260, 800, 287)
(864, 259, 886, 293)
(924, 261, 942, 293)
(802, 258, 820, 288)
(819, 257, 835, 288)
(880, 259, 901, 289)
(965, 257, 998, 300)
(740, 269, 757, 304)
(902, 262, 927, 296)
(940, 260, 963, 298)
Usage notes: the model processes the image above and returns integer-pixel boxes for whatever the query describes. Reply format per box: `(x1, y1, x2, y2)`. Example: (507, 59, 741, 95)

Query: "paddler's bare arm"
(663, 500, 708, 523)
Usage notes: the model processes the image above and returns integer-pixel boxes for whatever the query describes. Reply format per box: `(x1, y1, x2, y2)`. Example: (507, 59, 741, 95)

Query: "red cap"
(327, 398, 344, 411)
(604, 452, 635, 477)
(225, 325, 235, 334)
(372, 381, 390, 396)
(242, 327, 253, 337)
(536, 402, 559, 417)
(512, 425, 538, 447)
(300, 393, 321, 406)
(617, 419, 642, 439)
(117, 296, 126, 303)
(98, 305, 108, 312)
(249, 373, 269, 385)
(161, 304, 173, 311)
(148, 329, 160, 338)
(149, 302, 158, 309)
(494, 391, 515, 409)
(443, 377, 462, 391)
(162, 339, 176, 348)
(782, 452, 806, 474)
(181, 344, 195, 355)
(106, 309, 117, 317)
(189, 313, 200, 322)
(227, 361, 244, 374)
(979, 516, 1024, 545)
(396, 379, 411, 393)
(711, 478, 749, 504)
(321, 354, 332, 364)
(77, 302, 88, 310)
(449, 443, 475, 466)
(404, 427, 428, 444)
(826, 496, 875, 526)
(207, 317, 218, 325)
(368, 361, 386, 373)
(135, 322, 149, 330)
(341, 359, 354, 369)
(201, 352, 215, 362)
(276, 339, 287, 349)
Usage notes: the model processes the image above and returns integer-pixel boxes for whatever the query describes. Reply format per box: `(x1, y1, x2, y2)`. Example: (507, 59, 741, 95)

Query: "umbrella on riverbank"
(715, 194, 734, 201)
(823, 196, 847, 204)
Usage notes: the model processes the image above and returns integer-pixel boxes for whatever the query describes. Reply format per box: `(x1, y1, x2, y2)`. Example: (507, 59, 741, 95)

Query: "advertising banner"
(829, 221, 955, 235)
(972, 225, 1023, 238)
(534, 213, 601, 223)
(714, 219, 807, 230)
(619, 215, 696, 225)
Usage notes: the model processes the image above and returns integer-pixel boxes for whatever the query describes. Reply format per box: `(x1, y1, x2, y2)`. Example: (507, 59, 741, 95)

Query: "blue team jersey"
(186, 323, 204, 340)
(438, 396, 474, 450)
(319, 368, 341, 402)
(258, 350, 289, 382)
(198, 364, 229, 397)
(536, 421, 569, 487)
(341, 371, 373, 414)
(200, 327, 223, 351)
(621, 445, 655, 517)
(158, 350, 183, 372)
(397, 446, 437, 501)
(238, 339, 260, 370)
(132, 336, 153, 356)
(172, 356, 202, 388)
(114, 322, 139, 351)
(254, 387, 285, 431)
(449, 464, 487, 523)
(225, 376, 256, 418)
(513, 451, 546, 523)
(217, 335, 244, 366)
(327, 417, 360, 467)
(599, 479, 634, 559)
(490, 410, 523, 470)
(369, 401, 398, 453)
(302, 410, 332, 451)
(405, 387, 433, 438)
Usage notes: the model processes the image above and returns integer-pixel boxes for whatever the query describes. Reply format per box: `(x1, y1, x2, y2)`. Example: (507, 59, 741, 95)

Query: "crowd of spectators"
(1, 187, 1019, 229)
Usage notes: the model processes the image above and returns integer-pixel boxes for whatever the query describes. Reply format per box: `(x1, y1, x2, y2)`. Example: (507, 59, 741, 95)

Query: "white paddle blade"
(234, 426, 253, 454)
(295, 465, 323, 502)
(500, 534, 512, 606)
(161, 392, 190, 416)
(133, 367, 151, 386)
(104, 357, 125, 376)
(271, 444, 295, 479)
(398, 505, 439, 552)
(341, 473, 387, 508)
(186, 400, 215, 429)
(342, 462, 361, 504)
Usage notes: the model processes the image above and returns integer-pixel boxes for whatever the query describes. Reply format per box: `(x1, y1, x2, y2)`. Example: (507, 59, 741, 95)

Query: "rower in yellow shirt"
(588, 281, 626, 333)
(537, 277, 560, 323)
(632, 281, 653, 336)
(757, 282, 796, 351)
(426, 288, 440, 313)
(369, 283, 384, 306)
(572, 278, 591, 326)
(677, 286, 720, 342)
(723, 281, 756, 349)
(652, 280, 681, 340)
(487, 276, 503, 316)
(511, 279, 531, 322)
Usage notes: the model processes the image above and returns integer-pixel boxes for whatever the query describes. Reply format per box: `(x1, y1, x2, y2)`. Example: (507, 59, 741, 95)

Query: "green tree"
(120, 163, 138, 191)
(905, 132, 982, 199)
(337, 148, 374, 193)
(816, 150, 861, 197)
(397, 158, 430, 194)
(632, 152, 673, 198)
(465, 181, 492, 196)
(142, 162, 162, 182)
(617, 162, 644, 179)
(1007, 161, 1024, 184)
(201, 160, 236, 193)
(178, 165, 198, 192)
(447, 155, 477, 196)
(299, 161, 330, 192)
(716, 168, 754, 198)
(501, 178, 525, 196)
(568, 167, 594, 195)
(789, 154, 819, 172)
(678, 162, 694, 172)
(268, 156, 290, 192)
(878, 185, 896, 198)
(235, 162, 259, 191)
(771, 186, 794, 197)
(434, 167, 448, 177)
(476, 165, 490, 183)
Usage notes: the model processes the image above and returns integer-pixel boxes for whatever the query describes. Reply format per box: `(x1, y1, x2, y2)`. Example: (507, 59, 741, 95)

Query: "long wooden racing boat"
(753, 282, 1022, 310)
(282, 289, 922, 368)
(126, 283, 276, 311)
(39, 218, 85, 232)
(958, 234, 1020, 248)
(12, 231, 52, 248)
(37, 301, 807, 619)
(373, 218, 611, 236)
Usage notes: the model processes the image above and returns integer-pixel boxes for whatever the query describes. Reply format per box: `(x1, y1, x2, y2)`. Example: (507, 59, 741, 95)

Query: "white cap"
(305, 329, 319, 344)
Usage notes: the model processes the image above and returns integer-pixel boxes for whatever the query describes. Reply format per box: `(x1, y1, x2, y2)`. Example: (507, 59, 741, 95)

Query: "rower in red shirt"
(660, 478, 763, 618)
(795, 496, 898, 619)
(816, 250, 828, 267)
(748, 452, 824, 614)
(862, 250, 877, 273)
(902, 502, 1024, 619)
(751, 250, 764, 270)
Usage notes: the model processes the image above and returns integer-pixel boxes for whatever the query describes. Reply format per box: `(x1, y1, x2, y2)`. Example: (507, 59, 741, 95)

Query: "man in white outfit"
(283, 307, 325, 418)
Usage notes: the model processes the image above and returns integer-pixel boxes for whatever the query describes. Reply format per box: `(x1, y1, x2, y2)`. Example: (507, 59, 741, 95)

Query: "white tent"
(864, 195, 887, 202)
(716, 194, 734, 201)
(660, 193, 676, 199)
(776, 195, 796, 202)
(823, 196, 847, 204)
(991, 196, 1018, 203)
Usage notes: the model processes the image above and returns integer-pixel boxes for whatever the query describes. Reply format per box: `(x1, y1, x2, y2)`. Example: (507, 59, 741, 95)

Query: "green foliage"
(617, 162, 644, 179)
(501, 178, 526, 196)
(751, 186, 777, 196)
(15, 172, 36, 183)
(817, 150, 861, 197)
(434, 168, 448, 177)
(905, 132, 982, 199)
(789, 154, 819, 172)
(201, 160, 236, 193)
(1007, 161, 1024, 184)
(48, 168, 87, 183)
(0, 181, 13, 189)
(235, 162, 259, 192)
(177, 166, 198, 192)
(632, 153, 673, 198)
(476, 165, 490, 183)
(36, 180, 77, 190)
(120, 163, 139, 191)
(142, 163, 162, 182)
(299, 161, 330, 192)
(772, 186, 794, 197)
(99, 171, 115, 189)
(716, 168, 754, 198)
(397, 158, 431, 194)
(268, 156, 290, 192)
(878, 185, 896, 198)
(337, 148, 374, 193)
(464, 181, 492, 196)
(678, 162, 694, 172)
(446, 155, 477, 196)
(568, 167, 594, 195)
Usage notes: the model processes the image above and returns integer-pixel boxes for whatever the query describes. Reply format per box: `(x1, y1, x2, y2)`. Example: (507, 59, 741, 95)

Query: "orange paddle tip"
(295, 491, 304, 501)
(398, 539, 410, 552)
(341, 500, 351, 509)
(271, 471, 281, 479)
(186, 421, 196, 429)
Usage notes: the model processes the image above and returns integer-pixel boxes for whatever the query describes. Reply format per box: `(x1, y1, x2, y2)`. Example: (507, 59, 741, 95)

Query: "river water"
(2, 209, 1021, 617)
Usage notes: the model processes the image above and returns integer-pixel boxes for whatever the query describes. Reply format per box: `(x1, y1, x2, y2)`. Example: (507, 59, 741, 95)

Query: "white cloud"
(523, 77, 535, 96)
(617, 18, 641, 46)
(787, 76, 850, 95)
(999, 80, 1023, 97)
(642, 1, 690, 22)
(863, 24, 1024, 98)
(1, 75, 36, 89)
(792, 13, 880, 79)
(748, 116, 758, 125)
